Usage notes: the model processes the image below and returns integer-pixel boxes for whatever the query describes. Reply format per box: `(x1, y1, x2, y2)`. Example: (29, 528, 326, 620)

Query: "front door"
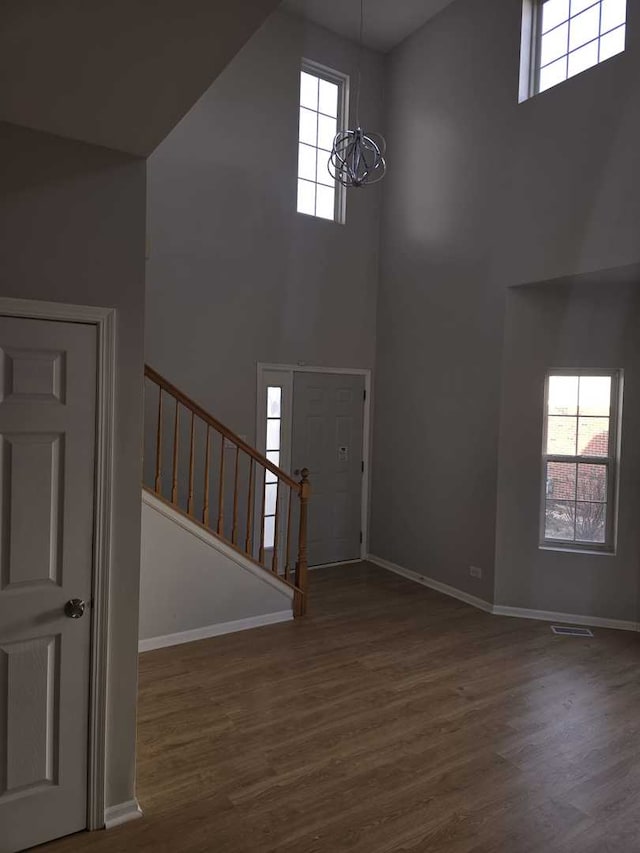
(291, 372, 365, 566)
(0, 316, 97, 853)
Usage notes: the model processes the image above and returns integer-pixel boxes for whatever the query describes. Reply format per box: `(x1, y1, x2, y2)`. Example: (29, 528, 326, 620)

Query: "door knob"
(64, 599, 86, 619)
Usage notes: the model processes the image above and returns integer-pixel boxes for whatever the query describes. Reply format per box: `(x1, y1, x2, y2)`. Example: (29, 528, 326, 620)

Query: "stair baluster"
(171, 401, 179, 505)
(143, 365, 309, 616)
(202, 426, 211, 526)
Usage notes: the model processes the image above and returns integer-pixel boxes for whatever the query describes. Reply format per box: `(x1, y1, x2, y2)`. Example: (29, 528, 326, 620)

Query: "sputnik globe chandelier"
(328, 0, 387, 189)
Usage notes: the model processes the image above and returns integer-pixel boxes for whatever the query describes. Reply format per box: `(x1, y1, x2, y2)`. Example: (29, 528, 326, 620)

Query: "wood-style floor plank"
(37, 562, 640, 852)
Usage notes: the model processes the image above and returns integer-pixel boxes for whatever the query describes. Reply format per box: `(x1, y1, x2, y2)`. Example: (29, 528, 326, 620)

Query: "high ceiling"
(281, 0, 456, 53)
(0, 0, 281, 156)
(0, 0, 454, 155)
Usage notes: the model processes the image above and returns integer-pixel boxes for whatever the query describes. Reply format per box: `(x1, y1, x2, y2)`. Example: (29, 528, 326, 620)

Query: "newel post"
(294, 468, 310, 617)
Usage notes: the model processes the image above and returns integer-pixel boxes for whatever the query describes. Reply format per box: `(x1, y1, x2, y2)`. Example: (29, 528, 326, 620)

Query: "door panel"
(2, 434, 64, 589)
(1, 635, 59, 794)
(291, 373, 364, 566)
(0, 317, 97, 853)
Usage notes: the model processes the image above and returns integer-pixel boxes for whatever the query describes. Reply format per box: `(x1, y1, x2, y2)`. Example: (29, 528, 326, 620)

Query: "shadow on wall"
(494, 264, 640, 623)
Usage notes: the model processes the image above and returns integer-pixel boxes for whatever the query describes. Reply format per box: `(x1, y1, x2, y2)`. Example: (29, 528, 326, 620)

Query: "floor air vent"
(551, 625, 594, 637)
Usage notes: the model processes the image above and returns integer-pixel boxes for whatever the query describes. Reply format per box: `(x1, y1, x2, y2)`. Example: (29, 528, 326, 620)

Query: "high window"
(297, 61, 348, 222)
(523, 0, 626, 97)
(541, 370, 621, 551)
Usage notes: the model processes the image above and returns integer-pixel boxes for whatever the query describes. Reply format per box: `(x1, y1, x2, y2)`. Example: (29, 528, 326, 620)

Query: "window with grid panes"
(541, 371, 621, 550)
(297, 62, 347, 222)
(263, 386, 282, 549)
(533, 0, 626, 94)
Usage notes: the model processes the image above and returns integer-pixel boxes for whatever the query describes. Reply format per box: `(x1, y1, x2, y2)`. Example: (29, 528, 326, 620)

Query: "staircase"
(143, 366, 309, 617)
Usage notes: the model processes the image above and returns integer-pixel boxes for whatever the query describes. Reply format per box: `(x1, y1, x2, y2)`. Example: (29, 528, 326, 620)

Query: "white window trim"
(519, 0, 627, 102)
(539, 368, 623, 554)
(256, 373, 293, 559)
(519, 0, 539, 102)
(299, 58, 350, 225)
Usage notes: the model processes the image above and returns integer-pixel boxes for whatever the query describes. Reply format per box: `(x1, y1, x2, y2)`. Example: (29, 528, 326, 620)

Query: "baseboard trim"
(308, 560, 361, 571)
(367, 554, 638, 632)
(139, 610, 293, 653)
(366, 554, 493, 614)
(104, 799, 143, 829)
(492, 604, 638, 632)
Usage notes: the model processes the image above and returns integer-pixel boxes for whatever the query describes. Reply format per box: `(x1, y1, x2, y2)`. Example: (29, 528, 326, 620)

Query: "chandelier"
(328, 0, 387, 189)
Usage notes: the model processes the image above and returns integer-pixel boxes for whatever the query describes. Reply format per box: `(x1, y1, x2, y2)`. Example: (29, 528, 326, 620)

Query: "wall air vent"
(551, 625, 594, 637)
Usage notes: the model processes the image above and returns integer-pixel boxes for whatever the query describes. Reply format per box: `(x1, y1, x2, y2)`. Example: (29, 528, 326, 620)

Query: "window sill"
(539, 545, 616, 557)
(296, 211, 345, 226)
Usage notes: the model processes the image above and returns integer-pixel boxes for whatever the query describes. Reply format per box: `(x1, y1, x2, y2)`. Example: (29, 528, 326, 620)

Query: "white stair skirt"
(139, 490, 294, 651)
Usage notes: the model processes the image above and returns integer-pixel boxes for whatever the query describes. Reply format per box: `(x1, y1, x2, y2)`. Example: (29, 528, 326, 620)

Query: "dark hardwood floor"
(40, 562, 640, 852)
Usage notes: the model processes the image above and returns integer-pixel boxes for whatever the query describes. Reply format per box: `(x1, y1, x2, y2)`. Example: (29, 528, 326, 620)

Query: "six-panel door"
(292, 372, 365, 566)
(0, 317, 97, 853)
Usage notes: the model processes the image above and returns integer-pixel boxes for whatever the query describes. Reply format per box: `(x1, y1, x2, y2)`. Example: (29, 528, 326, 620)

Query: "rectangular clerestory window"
(296, 60, 348, 223)
(520, 0, 627, 99)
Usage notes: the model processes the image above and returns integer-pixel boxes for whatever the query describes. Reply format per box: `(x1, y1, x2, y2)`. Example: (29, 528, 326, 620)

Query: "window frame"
(255, 370, 294, 567)
(297, 58, 350, 225)
(263, 385, 283, 551)
(539, 368, 622, 554)
(520, 0, 627, 101)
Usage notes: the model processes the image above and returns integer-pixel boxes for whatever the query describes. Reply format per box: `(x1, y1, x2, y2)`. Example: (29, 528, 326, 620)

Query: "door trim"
(0, 297, 116, 832)
(256, 363, 372, 560)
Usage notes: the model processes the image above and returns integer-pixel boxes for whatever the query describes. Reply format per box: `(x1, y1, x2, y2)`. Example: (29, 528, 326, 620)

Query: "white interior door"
(291, 372, 365, 566)
(0, 317, 97, 853)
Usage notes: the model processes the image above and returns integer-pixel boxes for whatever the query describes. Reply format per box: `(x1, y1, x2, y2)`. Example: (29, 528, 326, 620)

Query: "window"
(263, 386, 282, 549)
(297, 61, 348, 222)
(523, 0, 626, 97)
(541, 370, 621, 551)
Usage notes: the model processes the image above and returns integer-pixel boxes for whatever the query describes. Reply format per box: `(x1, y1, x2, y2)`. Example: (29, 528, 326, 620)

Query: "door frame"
(0, 297, 116, 832)
(256, 363, 372, 562)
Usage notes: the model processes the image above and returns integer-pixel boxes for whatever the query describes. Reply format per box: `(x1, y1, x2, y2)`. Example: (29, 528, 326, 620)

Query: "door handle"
(64, 599, 86, 619)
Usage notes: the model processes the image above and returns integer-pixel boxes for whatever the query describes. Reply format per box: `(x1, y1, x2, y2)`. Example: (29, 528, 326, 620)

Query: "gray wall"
(0, 122, 146, 810)
(371, 0, 640, 611)
(0, 0, 281, 155)
(146, 10, 384, 443)
(495, 278, 640, 622)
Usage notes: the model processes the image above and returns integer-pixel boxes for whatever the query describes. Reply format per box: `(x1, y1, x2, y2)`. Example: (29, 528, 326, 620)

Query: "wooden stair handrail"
(144, 364, 309, 617)
(142, 485, 302, 596)
(145, 365, 300, 492)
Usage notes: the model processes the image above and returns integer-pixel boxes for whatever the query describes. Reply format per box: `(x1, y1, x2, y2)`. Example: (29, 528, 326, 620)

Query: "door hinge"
(359, 531, 363, 544)
(361, 460, 364, 473)
(363, 388, 367, 402)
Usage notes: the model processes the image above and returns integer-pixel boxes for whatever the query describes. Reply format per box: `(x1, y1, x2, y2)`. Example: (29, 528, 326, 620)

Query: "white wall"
(0, 122, 146, 812)
(139, 493, 292, 645)
(145, 10, 385, 442)
(371, 0, 640, 613)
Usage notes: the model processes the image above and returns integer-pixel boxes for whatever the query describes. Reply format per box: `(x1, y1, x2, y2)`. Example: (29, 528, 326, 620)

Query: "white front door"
(291, 372, 365, 566)
(0, 317, 97, 853)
